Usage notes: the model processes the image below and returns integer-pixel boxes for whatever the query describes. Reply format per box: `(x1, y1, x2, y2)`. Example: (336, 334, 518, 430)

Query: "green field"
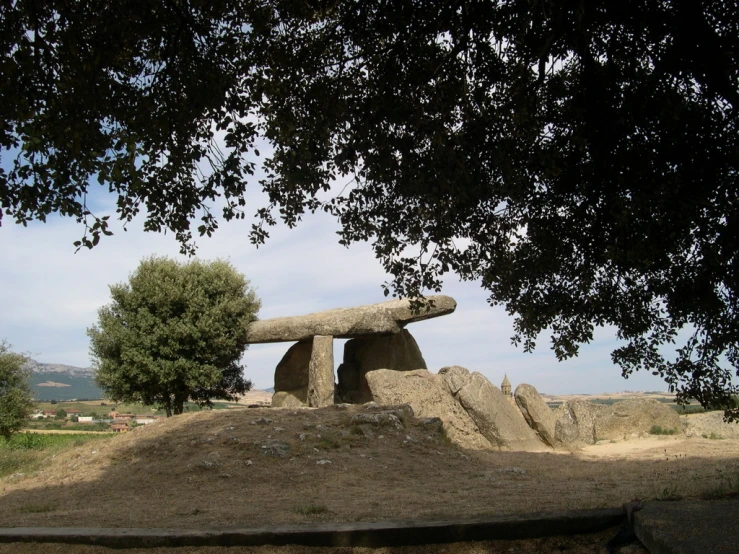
(34, 399, 241, 418)
(0, 432, 115, 479)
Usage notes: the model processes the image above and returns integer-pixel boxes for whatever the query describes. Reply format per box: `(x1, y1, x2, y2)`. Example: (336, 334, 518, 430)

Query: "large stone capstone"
(245, 296, 456, 344)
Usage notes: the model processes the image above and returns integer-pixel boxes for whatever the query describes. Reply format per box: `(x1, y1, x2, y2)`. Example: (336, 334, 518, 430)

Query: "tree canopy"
(0, 341, 35, 440)
(88, 257, 261, 416)
(2, 1, 738, 417)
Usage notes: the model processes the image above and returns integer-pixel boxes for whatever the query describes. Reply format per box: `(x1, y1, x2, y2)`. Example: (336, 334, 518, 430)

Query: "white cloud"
(0, 194, 674, 394)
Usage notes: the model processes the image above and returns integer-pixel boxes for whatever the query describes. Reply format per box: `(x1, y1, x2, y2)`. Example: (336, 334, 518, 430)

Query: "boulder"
(514, 384, 557, 447)
(456, 373, 548, 451)
(245, 296, 456, 343)
(337, 329, 426, 403)
(307, 335, 334, 408)
(593, 398, 683, 440)
(365, 369, 494, 450)
(554, 417, 579, 445)
(439, 365, 472, 395)
(271, 390, 306, 408)
(554, 400, 608, 445)
(272, 341, 311, 406)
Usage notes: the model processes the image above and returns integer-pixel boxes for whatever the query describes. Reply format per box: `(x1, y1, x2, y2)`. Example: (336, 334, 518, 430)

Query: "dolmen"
(244, 296, 457, 408)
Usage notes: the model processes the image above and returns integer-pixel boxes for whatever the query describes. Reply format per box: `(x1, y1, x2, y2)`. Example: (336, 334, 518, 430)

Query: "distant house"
(108, 411, 136, 421)
(65, 410, 83, 419)
(42, 410, 57, 418)
(77, 416, 94, 424)
(134, 416, 159, 425)
(110, 422, 129, 433)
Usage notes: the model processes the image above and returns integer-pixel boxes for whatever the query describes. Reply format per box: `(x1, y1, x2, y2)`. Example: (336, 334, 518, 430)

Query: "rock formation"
(367, 367, 547, 452)
(593, 398, 682, 440)
(452, 371, 546, 451)
(365, 369, 494, 450)
(554, 399, 607, 445)
(551, 397, 681, 445)
(245, 296, 456, 408)
(272, 341, 311, 406)
(514, 384, 557, 447)
(336, 329, 427, 403)
(307, 335, 334, 408)
(245, 296, 457, 343)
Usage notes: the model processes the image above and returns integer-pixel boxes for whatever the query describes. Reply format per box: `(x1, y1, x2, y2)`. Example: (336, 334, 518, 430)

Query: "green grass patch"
(0, 432, 115, 479)
(650, 425, 678, 435)
(24, 420, 112, 432)
(292, 503, 331, 516)
(702, 432, 723, 440)
(19, 502, 57, 513)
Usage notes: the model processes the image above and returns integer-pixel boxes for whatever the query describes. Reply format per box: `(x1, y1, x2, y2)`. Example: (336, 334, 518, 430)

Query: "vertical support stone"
(308, 335, 334, 407)
(271, 340, 311, 407)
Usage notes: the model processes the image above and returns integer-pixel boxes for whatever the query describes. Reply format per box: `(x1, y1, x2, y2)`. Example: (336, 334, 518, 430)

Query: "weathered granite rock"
(515, 384, 557, 447)
(439, 365, 472, 395)
(245, 296, 456, 343)
(350, 412, 404, 429)
(594, 398, 683, 440)
(308, 335, 334, 408)
(271, 390, 306, 408)
(457, 373, 548, 451)
(365, 369, 494, 450)
(337, 329, 426, 403)
(554, 400, 608, 445)
(554, 416, 579, 445)
(273, 341, 311, 393)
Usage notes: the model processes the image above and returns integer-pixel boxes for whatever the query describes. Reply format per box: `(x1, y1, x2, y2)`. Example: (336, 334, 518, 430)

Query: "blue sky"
(0, 178, 677, 395)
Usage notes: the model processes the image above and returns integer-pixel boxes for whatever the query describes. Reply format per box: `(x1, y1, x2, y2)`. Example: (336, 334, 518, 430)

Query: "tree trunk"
(174, 394, 186, 415)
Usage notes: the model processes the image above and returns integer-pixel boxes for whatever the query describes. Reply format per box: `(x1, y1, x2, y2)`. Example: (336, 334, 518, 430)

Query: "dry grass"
(0, 405, 737, 531)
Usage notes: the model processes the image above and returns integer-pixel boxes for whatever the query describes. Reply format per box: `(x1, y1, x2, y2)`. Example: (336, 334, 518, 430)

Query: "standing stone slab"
(457, 372, 547, 451)
(337, 329, 426, 403)
(272, 341, 311, 407)
(308, 335, 335, 408)
(515, 383, 557, 447)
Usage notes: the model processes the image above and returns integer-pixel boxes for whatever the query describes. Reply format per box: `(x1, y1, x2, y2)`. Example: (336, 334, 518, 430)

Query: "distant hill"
(23, 358, 94, 377)
(23, 359, 103, 401)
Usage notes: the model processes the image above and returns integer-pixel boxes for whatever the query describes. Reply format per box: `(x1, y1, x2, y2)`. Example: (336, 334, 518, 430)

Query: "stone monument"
(244, 296, 457, 408)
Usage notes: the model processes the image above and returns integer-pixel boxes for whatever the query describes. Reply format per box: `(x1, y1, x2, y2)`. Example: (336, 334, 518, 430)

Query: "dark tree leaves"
(2, 1, 738, 418)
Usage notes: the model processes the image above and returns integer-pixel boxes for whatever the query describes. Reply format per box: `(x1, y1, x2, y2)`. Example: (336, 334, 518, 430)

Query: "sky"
(0, 179, 677, 396)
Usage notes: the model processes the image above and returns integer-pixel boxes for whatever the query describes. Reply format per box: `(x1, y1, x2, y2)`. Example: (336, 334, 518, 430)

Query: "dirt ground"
(1, 405, 737, 553)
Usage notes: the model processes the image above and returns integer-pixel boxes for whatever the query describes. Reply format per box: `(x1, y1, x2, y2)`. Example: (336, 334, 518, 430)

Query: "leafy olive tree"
(0, 341, 36, 440)
(88, 257, 261, 416)
(2, 1, 738, 417)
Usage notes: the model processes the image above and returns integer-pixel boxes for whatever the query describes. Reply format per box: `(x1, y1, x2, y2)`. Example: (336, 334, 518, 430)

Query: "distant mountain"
(23, 359, 102, 401)
(23, 358, 94, 377)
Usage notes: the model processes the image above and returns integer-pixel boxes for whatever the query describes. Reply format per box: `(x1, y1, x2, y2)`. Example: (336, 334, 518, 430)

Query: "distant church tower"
(501, 374, 512, 397)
